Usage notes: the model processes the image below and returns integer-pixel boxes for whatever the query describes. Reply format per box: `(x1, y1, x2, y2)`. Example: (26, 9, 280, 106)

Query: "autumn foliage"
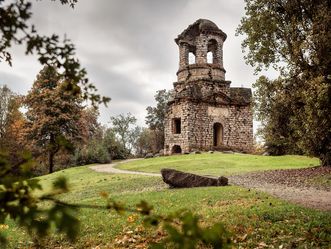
(24, 66, 82, 173)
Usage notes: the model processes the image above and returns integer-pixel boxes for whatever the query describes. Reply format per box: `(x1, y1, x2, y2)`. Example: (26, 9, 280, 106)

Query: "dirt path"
(90, 161, 331, 211)
(89, 159, 161, 177)
(229, 167, 331, 212)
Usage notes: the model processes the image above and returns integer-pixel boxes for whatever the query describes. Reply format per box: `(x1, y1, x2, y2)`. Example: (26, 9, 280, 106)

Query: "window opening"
(173, 118, 181, 134)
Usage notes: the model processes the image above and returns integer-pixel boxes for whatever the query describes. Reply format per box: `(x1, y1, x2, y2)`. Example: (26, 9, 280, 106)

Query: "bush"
(74, 140, 111, 165)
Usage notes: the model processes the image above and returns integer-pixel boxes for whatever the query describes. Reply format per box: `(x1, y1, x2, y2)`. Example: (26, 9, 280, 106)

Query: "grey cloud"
(0, 72, 30, 93)
(99, 99, 150, 127)
(85, 63, 153, 105)
(0, 0, 266, 127)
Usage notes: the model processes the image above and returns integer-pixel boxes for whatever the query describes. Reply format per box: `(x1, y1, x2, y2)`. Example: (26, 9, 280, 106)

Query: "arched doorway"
(213, 123, 223, 147)
(172, 145, 182, 154)
(207, 39, 218, 64)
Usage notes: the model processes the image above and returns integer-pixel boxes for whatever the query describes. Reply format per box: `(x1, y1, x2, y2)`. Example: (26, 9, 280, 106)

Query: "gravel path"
(91, 161, 331, 211)
(229, 167, 331, 212)
(89, 159, 161, 177)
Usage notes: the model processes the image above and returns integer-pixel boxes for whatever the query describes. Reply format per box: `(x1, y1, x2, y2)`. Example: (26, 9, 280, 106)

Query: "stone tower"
(164, 19, 253, 155)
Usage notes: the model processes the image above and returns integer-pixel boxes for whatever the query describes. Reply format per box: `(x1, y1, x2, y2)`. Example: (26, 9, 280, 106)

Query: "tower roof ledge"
(175, 19, 227, 44)
(176, 63, 226, 75)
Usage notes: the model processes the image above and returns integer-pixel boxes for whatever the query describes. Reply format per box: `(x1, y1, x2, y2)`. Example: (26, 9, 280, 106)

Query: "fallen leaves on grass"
(127, 214, 138, 223)
(215, 198, 264, 209)
(231, 166, 331, 190)
(113, 225, 166, 249)
(257, 241, 268, 248)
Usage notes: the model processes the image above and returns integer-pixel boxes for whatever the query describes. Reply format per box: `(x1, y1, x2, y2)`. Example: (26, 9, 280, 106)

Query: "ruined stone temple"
(164, 19, 253, 155)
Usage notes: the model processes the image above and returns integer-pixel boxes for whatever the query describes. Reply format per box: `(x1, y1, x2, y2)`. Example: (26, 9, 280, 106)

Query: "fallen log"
(160, 168, 228, 188)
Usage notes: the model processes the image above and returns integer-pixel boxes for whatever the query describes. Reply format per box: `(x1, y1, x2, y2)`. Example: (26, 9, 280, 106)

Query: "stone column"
(195, 37, 207, 64)
(179, 43, 189, 69)
(217, 40, 224, 68)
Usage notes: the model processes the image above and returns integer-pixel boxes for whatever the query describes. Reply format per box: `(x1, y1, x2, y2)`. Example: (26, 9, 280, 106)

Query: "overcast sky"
(0, 0, 276, 127)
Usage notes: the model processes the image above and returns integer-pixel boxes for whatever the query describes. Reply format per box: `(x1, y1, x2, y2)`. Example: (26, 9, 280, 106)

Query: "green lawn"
(3, 154, 330, 249)
(117, 153, 319, 176)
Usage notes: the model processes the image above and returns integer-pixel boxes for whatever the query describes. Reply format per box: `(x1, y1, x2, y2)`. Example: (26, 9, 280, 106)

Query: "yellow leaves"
(113, 225, 165, 249)
(127, 214, 138, 223)
(0, 224, 9, 231)
(134, 226, 145, 233)
(238, 233, 248, 242)
(114, 226, 145, 248)
(258, 241, 268, 248)
(99, 191, 108, 198)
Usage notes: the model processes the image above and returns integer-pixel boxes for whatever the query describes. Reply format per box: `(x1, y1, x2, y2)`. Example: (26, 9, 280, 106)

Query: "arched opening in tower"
(172, 145, 182, 154)
(207, 39, 218, 64)
(213, 123, 223, 147)
(207, 51, 213, 63)
(188, 52, 196, 64)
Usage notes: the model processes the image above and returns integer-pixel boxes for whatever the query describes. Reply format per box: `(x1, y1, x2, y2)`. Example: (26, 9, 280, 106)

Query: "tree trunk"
(320, 152, 331, 167)
(49, 150, 54, 173)
(49, 134, 56, 173)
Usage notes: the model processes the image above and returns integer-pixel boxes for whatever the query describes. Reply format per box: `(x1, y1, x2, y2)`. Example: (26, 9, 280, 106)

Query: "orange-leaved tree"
(24, 66, 82, 173)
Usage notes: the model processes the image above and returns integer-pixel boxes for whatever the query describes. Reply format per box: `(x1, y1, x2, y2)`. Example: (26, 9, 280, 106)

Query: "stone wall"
(172, 79, 231, 101)
(225, 105, 253, 151)
(164, 99, 253, 155)
(177, 64, 226, 82)
(164, 101, 190, 154)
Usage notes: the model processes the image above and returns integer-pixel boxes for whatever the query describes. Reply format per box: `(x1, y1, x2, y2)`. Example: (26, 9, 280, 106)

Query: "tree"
(76, 107, 102, 143)
(253, 76, 303, 155)
(0, 1, 106, 245)
(237, 0, 331, 166)
(0, 87, 29, 172)
(74, 138, 111, 165)
(145, 89, 171, 151)
(0, 0, 110, 105)
(110, 113, 137, 156)
(24, 66, 82, 173)
(134, 128, 155, 156)
(73, 110, 114, 165)
(0, 2, 93, 241)
(51, 108, 103, 169)
(0, 85, 16, 138)
(100, 128, 126, 160)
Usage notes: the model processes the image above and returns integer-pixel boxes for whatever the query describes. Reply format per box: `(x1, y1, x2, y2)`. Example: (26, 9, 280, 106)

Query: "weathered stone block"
(161, 168, 228, 188)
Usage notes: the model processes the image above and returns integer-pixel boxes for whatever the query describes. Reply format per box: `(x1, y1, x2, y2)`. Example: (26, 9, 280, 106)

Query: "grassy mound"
(117, 153, 319, 176)
(3, 154, 330, 248)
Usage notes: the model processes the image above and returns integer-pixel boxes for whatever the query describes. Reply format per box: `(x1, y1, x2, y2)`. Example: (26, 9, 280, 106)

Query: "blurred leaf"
(52, 176, 69, 192)
(137, 200, 153, 215)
